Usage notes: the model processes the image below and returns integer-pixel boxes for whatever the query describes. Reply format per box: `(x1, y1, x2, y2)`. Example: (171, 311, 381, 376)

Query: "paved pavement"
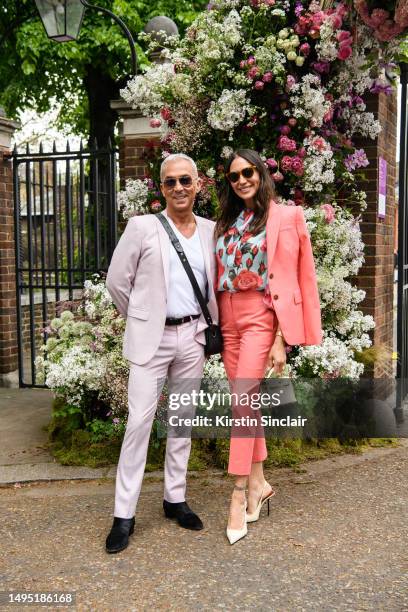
(1, 441, 408, 610)
(1, 386, 408, 610)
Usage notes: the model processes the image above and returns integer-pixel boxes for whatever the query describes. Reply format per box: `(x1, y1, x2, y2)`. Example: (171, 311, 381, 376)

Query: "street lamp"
(34, 0, 137, 75)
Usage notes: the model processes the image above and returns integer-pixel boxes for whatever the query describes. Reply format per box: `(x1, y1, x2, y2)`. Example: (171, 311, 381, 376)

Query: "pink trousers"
(218, 290, 278, 476)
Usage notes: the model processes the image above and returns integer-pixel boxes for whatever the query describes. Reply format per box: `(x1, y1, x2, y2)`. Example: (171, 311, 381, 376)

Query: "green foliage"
(0, 0, 208, 137)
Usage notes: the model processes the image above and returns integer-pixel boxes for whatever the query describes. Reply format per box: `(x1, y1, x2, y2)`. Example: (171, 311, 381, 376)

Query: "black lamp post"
(34, 0, 137, 75)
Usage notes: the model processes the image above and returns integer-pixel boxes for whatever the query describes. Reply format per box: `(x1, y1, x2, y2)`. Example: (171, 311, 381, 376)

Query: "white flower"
(117, 178, 150, 219)
(286, 74, 331, 128)
(120, 63, 175, 117)
(221, 146, 234, 159)
(207, 89, 248, 131)
(302, 135, 336, 192)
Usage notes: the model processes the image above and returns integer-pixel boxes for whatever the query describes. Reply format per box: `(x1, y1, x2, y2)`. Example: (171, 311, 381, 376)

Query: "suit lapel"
(266, 200, 282, 268)
(156, 209, 170, 295)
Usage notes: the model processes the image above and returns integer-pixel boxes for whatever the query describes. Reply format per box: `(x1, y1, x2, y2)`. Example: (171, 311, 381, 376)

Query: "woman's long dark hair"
(215, 149, 276, 239)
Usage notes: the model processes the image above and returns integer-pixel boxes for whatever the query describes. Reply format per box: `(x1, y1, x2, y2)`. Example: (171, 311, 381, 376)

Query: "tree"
(0, 0, 207, 148)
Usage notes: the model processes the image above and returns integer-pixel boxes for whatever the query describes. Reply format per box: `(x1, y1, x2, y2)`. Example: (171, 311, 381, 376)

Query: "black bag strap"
(157, 213, 213, 327)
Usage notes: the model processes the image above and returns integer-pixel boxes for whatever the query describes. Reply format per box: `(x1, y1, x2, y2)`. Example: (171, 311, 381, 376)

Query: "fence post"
(351, 91, 398, 384)
(0, 110, 20, 384)
(110, 100, 161, 190)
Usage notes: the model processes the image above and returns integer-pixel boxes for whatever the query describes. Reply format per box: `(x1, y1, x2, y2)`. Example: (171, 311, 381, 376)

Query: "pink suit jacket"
(266, 200, 322, 346)
(106, 209, 218, 365)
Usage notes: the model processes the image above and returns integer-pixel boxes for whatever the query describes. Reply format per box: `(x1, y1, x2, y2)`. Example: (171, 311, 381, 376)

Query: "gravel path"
(1, 443, 407, 611)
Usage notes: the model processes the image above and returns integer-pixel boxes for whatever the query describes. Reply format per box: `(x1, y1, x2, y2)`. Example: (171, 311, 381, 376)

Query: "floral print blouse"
(216, 209, 270, 295)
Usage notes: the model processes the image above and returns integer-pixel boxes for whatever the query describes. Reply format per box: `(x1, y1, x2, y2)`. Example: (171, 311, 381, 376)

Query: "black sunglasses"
(162, 176, 194, 189)
(226, 165, 257, 183)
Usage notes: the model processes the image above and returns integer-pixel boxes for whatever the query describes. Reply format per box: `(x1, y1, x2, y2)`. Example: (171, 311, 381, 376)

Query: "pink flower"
(299, 42, 310, 56)
(262, 71, 273, 83)
(337, 45, 352, 60)
(298, 147, 306, 158)
(291, 156, 304, 177)
(160, 107, 172, 121)
(286, 199, 296, 206)
(247, 56, 256, 66)
(278, 135, 297, 152)
(240, 60, 247, 69)
(312, 137, 327, 152)
(329, 14, 342, 29)
(323, 107, 333, 122)
(288, 117, 297, 127)
(320, 203, 336, 224)
(370, 8, 389, 27)
(286, 75, 296, 91)
(336, 30, 352, 42)
(150, 200, 162, 211)
(232, 270, 262, 291)
(150, 118, 162, 128)
(271, 171, 284, 182)
(254, 80, 265, 90)
(266, 158, 278, 169)
(280, 125, 291, 135)
(281, 155, 293, 172)
(248, 66, 260, 79)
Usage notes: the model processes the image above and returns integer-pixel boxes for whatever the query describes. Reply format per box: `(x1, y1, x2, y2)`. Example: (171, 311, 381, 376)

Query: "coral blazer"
(266, 200, 322, 346)
(106, 209, 218, 365)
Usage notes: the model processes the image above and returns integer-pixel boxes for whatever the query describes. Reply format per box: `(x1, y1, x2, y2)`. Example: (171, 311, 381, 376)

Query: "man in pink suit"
(105, 153, 218, 554)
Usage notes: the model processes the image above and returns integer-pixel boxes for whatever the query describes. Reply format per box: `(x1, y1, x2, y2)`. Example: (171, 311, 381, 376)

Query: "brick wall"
(353, 92, 397, 379)
(119, 136, 160, 189)
(0, 148, 18, 374)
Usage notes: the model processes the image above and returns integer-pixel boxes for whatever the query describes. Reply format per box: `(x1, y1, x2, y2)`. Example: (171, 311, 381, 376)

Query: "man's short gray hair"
(160, 153, 199, 181)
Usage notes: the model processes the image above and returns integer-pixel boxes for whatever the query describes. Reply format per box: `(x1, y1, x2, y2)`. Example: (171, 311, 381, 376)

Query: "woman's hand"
(266, 336, 287, 375)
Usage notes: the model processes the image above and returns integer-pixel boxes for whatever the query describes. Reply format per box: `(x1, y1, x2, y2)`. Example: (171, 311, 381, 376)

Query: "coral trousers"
(218, 289, 278, 476)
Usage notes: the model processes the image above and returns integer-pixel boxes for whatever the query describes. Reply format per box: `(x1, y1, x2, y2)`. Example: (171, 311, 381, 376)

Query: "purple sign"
(378, 157, 387, 219)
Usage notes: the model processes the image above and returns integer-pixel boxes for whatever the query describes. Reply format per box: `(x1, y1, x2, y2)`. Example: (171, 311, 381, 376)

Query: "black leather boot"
(105, 517, 135, 554)
(163, 500, 203, 530)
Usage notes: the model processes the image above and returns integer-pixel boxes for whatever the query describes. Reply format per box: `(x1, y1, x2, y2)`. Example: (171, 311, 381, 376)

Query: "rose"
(262, 72, 273, 83)
(266, 158, 278, 169)
(299, 42, 310, 56)
(234, 249, 243, 266)
(291, 156, 304, 177)
(248, 66, 260, 79)
(281, 155, 293, 172)
(232, 270, 262, 291)
(254, 80, 265, 90)
(271, 171, 284, 182)
(226, 243, 236, 255)
(337, 45, 352, 60)
(246, 258, 253, 269)
(277, 135, 297, 151)
(160, 107, 172, 121)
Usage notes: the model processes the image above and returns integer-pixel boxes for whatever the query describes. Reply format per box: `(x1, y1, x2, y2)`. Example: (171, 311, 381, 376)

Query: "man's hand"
(266, 335, 287, 375)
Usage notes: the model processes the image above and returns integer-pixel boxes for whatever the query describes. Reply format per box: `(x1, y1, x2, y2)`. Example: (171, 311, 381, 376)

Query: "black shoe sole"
(106, 524, 134, 554)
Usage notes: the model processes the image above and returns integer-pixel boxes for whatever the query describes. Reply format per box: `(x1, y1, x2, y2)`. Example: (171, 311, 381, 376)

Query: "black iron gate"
(397, 62, 408, 410)
(12, 140, 118, 387)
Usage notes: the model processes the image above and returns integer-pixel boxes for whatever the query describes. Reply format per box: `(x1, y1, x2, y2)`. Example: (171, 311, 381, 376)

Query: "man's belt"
(165, 314, 200, 326)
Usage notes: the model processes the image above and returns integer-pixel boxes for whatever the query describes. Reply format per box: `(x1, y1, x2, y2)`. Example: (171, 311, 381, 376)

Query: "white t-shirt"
(166, 220, 207, 318)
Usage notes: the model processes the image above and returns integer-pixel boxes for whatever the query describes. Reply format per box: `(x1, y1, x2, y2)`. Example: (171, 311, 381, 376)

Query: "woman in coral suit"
(215, 149, 322, 544)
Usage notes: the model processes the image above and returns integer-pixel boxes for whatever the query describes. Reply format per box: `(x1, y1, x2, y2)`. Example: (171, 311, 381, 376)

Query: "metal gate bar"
(12, 141, 118, 387)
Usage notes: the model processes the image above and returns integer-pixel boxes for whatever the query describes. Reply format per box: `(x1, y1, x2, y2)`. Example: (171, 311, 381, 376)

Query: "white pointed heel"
(226, 485, 248, 545)
(246, 481, 275, 523)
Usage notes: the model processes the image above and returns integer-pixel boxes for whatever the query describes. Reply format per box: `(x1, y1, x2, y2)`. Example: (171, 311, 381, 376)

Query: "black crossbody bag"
(157, 213, 223, 357)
